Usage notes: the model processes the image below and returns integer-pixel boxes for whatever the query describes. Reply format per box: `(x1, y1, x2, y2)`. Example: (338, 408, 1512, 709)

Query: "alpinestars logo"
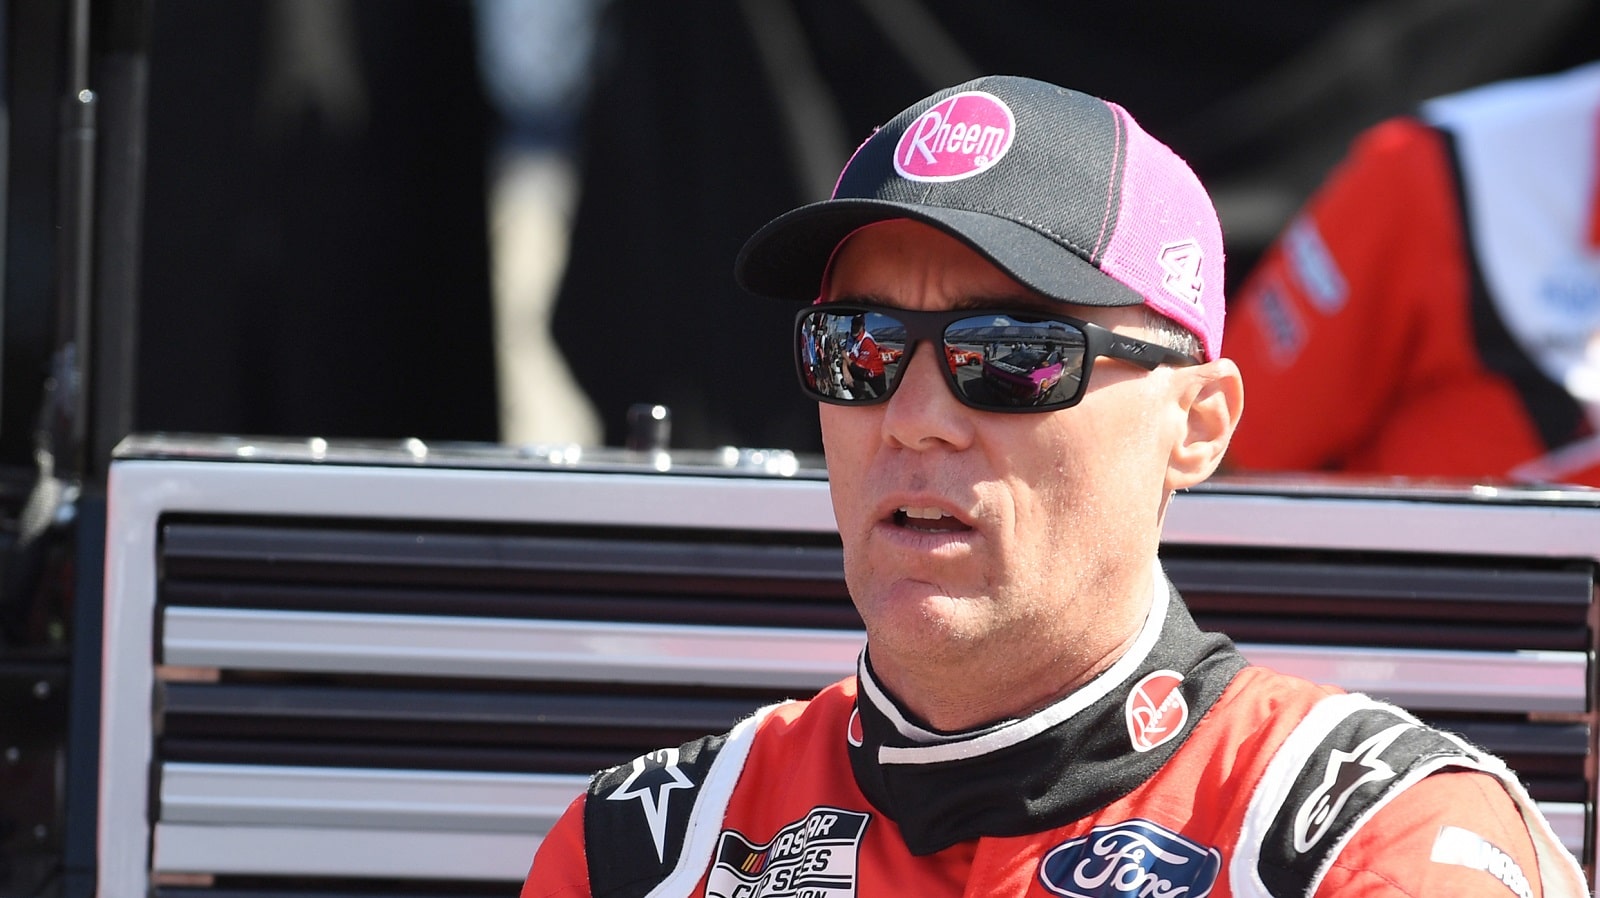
(1292, 723, 1407, 852)
(705, 807, 870, 898)
(604, 747, 694, 862)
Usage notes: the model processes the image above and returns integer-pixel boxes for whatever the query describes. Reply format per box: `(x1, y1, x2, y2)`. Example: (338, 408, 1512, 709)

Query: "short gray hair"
(1140, 308, 1203, 360)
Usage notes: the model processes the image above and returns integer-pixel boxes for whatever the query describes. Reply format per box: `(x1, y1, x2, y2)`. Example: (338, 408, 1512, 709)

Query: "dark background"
(4, 0, 1598, 469)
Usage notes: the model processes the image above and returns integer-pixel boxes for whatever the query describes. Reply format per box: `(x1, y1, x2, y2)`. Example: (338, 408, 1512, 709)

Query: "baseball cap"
(735, 75, 1226, 361)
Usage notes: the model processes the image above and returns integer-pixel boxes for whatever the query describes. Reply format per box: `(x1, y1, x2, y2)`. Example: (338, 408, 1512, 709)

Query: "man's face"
(820, 220, 1188, 711)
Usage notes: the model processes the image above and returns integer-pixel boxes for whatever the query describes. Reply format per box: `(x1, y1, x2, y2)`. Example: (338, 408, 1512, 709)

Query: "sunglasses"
(795, 303, 1199, 413)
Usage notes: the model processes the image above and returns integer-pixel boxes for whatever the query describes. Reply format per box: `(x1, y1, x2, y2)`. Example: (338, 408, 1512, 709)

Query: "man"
(1226, 62, 1600, 486)
(843, 314, 889, 399)
(524, 76, 1588, 898)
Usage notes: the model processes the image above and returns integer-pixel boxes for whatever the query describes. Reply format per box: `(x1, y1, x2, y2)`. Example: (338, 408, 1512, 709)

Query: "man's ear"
(1166, 358, 1244, 491)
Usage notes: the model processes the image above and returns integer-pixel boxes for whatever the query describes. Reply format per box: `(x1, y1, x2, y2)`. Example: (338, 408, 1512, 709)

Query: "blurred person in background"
(476, 0, 606, 447)
(1226, 61, 1600, 487)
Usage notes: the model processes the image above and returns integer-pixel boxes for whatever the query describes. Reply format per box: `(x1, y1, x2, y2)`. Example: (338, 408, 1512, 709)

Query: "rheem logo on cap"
(894, 91, 1015, 182)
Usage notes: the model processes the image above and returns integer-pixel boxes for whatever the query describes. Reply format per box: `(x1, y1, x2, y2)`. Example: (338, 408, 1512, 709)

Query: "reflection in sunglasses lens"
(949, 314, 1086, 409)
(797, 308, 1090, 410)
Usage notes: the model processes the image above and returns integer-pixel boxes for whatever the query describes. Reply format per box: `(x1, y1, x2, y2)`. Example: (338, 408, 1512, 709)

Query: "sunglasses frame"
(794, 302, 1200, 413)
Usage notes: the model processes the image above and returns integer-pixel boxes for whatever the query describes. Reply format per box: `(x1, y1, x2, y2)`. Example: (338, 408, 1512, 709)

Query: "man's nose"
(881, 341, 975, 450)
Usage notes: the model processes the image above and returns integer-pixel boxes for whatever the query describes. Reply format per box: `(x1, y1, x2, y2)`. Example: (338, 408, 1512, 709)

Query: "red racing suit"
(523, 579, 1587, 897)
(847, 332, 886, 378)
(1226, 62, 1600, 486)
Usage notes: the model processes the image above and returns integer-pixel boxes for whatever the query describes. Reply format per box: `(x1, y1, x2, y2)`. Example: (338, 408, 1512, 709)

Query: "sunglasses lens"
(947, 313, 1087, 409)
(797, 309, 907, 403)
(796, 308, 1089, 410)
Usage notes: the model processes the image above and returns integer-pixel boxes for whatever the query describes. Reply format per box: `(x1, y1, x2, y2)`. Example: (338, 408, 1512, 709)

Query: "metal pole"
(46, 0, 96, 487)
(86, 0, 149, 485)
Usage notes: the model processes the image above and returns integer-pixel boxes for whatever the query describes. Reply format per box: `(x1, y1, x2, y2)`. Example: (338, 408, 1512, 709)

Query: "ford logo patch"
(1038, 819, 1221, 898)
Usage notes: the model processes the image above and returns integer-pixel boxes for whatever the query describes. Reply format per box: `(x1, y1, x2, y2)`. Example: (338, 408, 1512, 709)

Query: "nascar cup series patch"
(1038, 819, 1222, 898)
(893, 91, 1015, 182)
(705, 807, 870, 898)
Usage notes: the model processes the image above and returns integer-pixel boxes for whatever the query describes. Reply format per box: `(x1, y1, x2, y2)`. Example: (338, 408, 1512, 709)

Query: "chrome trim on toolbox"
(1236, 643, 1588, 714)
(161, 605, 1587, 713)
(1164, 489, 1600, 558)
(162, 606, 864, 688)
(159, 763, 584, 833)
(152, 824, 540, 881)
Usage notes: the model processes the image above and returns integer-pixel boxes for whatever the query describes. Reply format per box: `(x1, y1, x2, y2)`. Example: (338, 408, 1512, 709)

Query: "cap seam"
(1090, 106, 1127, 260)
(1007, 214, 1098, 266)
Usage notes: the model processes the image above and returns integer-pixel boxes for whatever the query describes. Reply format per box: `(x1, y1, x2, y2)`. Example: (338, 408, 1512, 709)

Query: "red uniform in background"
(1227, 63, 1600, 486)
(845, 327, 888, 398)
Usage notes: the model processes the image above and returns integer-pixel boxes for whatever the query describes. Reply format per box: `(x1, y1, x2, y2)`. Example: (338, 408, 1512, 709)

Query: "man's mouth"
(893, 506, 972, 533)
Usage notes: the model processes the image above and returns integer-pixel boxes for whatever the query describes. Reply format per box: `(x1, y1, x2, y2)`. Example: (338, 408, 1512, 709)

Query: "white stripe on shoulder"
(1228, 693, 1590, 898)
(641, 702, 788, 898)
(1229, 692, 1376, 898)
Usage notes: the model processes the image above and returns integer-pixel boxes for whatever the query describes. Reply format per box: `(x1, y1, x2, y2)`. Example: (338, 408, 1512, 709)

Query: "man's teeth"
(894, 506, 968, 533)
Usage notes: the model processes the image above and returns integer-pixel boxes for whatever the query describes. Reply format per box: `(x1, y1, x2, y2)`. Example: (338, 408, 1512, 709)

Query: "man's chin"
(859, 590, 998, 658)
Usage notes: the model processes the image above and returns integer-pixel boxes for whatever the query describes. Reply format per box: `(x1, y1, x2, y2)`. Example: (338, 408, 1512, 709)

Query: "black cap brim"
(734, 198, 1146, 309)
